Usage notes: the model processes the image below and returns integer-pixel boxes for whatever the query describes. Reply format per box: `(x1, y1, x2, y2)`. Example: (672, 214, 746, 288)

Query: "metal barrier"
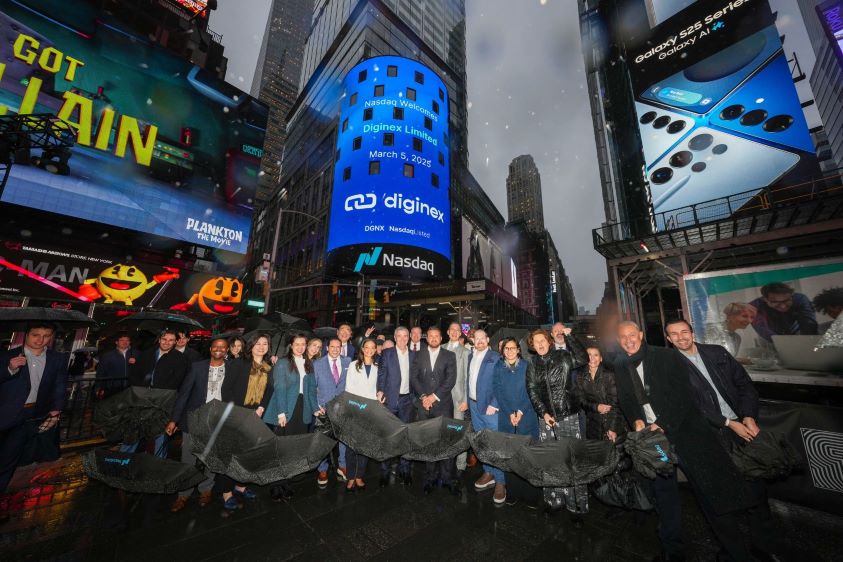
(60, 375, 127, 446)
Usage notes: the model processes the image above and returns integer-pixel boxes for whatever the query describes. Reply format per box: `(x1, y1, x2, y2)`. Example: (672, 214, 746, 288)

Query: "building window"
(431, 173, 439, 187)
(374, 84, 384, 97)
(343, 167, 351, 181)
(438, 151, 444, 165)
(387, 65, 398, 77)
(438, 88, 444, 101)
(358, 69, 367, 82)
(341, 118, 348, 132)
(414, 71, 424, 84)
(393, 107, 404, 120)
(403, 163, 414, 178)
(412, 137, 423, 151)
(363, 107, 373, 121)
(424, 117, 432, 130)
(406, 87, 417, 101)
(432, 100, 439, 114)
(383, 132, 394, 146)
(369, 161, 380, 175)
(349, 92, 357, 106)
(352, 136, 362, 150)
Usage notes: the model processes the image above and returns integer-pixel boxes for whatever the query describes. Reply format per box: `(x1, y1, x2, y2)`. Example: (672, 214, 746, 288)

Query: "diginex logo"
(447, 424, 464, 431)
(343, 193, 445, 222)
(655, 444, 669, 463)
(345, 193, 376, 211)
(348, 400, 368, 410)
(104, 457, 131, 466)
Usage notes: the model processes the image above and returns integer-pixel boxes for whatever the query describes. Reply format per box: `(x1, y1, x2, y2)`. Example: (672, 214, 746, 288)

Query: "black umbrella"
(220, 432, 338, 485)
(117, 310, 204, 333)
(82, 448, 207, 493)
(623, 429, 676, 479)
(730, 430, 801, 480)
(313, 326, 337, 339)
(325, 392, 408, 461)
(0, 307, 97, 331)
(94, 386, 177, 443)
(510, 437, 619, 487)
(591, 468, 654, 511)
(188, 400, 276, 473)
(404, 416, 472, 462)
(189, 401, 337, 483)
(243, 313, 310, 333)
(469, 430, 534, 472)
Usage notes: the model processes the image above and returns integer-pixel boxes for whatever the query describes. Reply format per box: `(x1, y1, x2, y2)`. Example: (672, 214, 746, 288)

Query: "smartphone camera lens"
(653, 115, 671, 129)
(651, 167, 673, 184)
(669, 151, 693, 168)
(740, 109, 768, 126)
(640, 111, 657, 124)
(688, 133, 714, 151)
(691, 162, 707, 172)
(719, 104, 745, 120)
(666, 120, 686, 134)
(763, 114, 793, 133)
(712, 144, 728, 155)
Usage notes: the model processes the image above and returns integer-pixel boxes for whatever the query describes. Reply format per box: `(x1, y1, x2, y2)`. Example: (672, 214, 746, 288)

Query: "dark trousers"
(346, 448, 368, 479)
(649, 471, 683, 557)
(381, 393, 415, 476)
(270, 395, 305, 497)
(687, 473, 752, 562)
(417, 402, 455, 485)
(0, 418, 35, 494)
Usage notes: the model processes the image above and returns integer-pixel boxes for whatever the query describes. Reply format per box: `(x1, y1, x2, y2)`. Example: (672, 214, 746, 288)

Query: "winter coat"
(526, 335, 588, 420)
(574, 364, 624, 439)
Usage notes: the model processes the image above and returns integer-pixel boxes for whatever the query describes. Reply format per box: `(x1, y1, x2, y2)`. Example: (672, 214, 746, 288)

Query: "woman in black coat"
(526, 328, 589, 518)
(574, 346, 624, 442)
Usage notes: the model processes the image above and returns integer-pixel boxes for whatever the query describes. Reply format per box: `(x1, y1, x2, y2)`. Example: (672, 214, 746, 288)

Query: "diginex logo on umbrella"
(655, 444, 669, 463)
(447, 424, 464, 431)
(348, 400, 368, 410)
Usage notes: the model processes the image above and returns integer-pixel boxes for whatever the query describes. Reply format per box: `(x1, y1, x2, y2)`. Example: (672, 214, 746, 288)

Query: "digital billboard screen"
(326, 56, 451, 281)
(626, 0, 820, 230)
(818, 0, 843, 66)
(0, 0, 267, 254)
(0, 238, 244, 315)
(461, 218, 517, 297)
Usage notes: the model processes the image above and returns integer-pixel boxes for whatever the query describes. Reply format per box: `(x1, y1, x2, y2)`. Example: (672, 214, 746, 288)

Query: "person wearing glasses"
(749, 282, 817, 342)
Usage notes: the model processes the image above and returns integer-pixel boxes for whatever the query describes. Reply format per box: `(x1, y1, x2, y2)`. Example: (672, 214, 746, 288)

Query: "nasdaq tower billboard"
(326, 56, 451, 281)
(627, 0, 820, 230)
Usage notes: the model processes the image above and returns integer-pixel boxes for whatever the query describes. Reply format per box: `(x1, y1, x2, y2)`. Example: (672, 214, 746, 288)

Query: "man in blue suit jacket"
(458, 329, 504, 503)
(309, 337, 351, 485)
(0, 324, 67, 493)
(376, 326, 416, 485)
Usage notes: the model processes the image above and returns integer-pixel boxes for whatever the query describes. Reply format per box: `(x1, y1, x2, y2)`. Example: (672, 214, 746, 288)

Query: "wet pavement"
(2, 452, 842, 561)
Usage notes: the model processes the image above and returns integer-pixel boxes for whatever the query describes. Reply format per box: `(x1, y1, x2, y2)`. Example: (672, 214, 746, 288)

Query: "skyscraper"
(506, 154, 544, 233)
(252, 0, 315, 201)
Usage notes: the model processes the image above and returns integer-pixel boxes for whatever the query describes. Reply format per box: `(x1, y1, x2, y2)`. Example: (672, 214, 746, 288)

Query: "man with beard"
(614, 321, 754, 562)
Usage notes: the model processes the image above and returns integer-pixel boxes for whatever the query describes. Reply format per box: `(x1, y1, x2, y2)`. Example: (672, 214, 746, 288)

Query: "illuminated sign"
(0, 1, 267, 253)
(325, 56, 450, 281)
(818, 0, 843, 66)
(627, 0, 819, 230)
(241, 143, 264, 158)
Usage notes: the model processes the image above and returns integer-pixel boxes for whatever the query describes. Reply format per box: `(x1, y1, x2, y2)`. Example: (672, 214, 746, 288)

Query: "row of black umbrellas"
(0, 307, 204, 332)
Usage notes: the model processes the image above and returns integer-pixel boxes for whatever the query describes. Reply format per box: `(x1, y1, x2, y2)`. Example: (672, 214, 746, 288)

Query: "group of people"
(1, 316, 780, 561)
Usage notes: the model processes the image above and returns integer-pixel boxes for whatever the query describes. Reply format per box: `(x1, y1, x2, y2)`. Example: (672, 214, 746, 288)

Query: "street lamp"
(264, 206, 320, 313)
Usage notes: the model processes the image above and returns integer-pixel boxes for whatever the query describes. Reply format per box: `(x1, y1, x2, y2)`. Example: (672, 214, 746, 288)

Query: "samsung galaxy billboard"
(627, 0, 820, 230)
(0, 0, 267, 254)
(326, 56, 451, 281)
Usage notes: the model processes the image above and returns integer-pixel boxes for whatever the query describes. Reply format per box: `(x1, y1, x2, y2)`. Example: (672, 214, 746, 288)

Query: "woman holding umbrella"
(217, 333, 274, 511)
(342, 338, 379, 492)
(264, 334, 317, 501)
(526, 327, 589, 522)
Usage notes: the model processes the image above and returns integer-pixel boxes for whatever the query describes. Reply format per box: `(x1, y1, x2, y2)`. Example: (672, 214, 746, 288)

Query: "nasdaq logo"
(353, 247, 382, 272)
(345, 193, 377, 211)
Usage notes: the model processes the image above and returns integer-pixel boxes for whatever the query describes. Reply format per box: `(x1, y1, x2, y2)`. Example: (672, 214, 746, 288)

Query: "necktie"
(332, 359, 340, 384)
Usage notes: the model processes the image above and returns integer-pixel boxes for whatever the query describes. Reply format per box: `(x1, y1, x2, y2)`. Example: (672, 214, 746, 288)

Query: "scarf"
(244, 361, 271, 407)
(622, 342, 650, 407)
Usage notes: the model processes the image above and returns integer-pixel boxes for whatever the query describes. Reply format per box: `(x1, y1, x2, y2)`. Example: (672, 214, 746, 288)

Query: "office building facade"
(506, 154, 545, 233)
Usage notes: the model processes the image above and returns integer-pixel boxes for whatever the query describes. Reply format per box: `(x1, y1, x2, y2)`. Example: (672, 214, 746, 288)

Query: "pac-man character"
(78, 265, 180, 305)
(171, 276, 242, 315)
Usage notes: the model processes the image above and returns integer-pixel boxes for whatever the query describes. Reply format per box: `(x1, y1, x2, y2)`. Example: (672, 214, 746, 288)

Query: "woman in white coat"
(344, 338, 379, 492)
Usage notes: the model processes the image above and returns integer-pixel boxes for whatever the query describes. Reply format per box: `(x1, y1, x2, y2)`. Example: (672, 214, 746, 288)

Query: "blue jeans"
(120, 433, 169, 459)
(318, 442, 346, 473)
(469, 399, 503, 484)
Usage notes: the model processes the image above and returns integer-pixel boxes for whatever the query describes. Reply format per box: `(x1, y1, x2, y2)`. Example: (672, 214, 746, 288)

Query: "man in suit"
(410, 326, 459, 495)
(0, 324, 67, 495)
(124, 329, 190, 458)
(337, 323, 355, 359)
(376, 326, 416, 485)
(457, 329, 504, 503)
(95, 332, 138, 399)
(665, 319, 775, 558)
(409, 326, 426, 352)
(614, 321, 754, 562)
(444, 322, 469, 473)
(165, 337, 245, 512)
(312, 337, 352, 485)
(175, 331, 201, 364)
